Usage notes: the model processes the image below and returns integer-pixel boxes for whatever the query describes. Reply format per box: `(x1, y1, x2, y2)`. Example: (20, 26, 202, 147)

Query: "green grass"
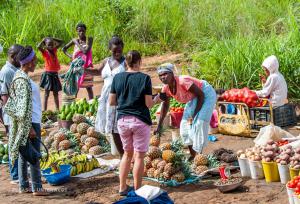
(0, 0, 299, 98)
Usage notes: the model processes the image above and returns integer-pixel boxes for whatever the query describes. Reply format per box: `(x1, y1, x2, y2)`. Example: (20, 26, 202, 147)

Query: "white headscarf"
(261, 55, 279, 74)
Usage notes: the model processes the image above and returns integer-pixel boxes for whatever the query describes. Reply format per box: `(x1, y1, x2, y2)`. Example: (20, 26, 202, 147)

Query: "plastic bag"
(254, 124, 295, 146)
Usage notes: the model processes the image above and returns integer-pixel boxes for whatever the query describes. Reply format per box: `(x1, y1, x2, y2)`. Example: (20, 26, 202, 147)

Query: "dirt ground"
(0, 53, 299, 204)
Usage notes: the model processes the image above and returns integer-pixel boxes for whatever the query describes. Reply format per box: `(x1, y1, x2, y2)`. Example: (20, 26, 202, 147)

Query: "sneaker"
(10, 180, 19, 185)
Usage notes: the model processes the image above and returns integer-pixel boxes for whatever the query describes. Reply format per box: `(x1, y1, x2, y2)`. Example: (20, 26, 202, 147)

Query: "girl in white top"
(256, 55, 288, 107)
(85, 36, 125, 156)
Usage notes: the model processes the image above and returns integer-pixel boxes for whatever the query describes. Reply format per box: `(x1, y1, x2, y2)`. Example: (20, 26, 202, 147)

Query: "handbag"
(19, 137, 48, 165)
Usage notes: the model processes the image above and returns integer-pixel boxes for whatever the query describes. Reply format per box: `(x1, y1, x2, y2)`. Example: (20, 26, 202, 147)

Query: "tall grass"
(0, 0, 299, 98)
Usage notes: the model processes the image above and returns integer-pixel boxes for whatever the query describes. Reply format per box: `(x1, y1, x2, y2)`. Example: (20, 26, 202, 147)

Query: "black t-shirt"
(110, 72, 152, 125)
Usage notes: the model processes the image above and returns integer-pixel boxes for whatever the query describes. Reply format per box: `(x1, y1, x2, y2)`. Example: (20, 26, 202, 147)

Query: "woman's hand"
(259, 74, 266, 84)
(29, 127, 36, 139)
(154, 125, 162, 136)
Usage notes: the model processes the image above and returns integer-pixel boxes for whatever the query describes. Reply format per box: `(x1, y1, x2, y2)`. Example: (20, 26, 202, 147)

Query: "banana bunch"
(70, 157, 100, 176)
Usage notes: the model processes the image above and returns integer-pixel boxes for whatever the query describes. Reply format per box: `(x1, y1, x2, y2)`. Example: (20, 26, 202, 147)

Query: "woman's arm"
(85, 58, 107, 76)
(145, 94, 161, 109)
(109, 93, 117, 106)
(37, 38, 46, 52)
(154, 96, 170, 135)
(188, 83, 204, 119)
(62, 40, 74, 59)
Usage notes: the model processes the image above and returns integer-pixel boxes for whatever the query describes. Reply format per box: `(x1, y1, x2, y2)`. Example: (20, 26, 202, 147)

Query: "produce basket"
(42, 164, 72, 185)
(170, 111, 183, 128)
(58, 119, 73, 129)
(214, 177, 244, 193)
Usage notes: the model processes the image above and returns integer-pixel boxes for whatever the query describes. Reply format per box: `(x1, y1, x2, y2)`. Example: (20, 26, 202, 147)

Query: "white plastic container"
(286, 184, 295, 204)
(293, 194, 300, 204)
(238, 157, 251, 177)
(278, 164, 290, 184)
(248, 160, 264, 179)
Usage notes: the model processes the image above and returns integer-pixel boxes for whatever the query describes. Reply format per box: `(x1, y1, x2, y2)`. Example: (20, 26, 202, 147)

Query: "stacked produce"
(213, 148, 237, 163)
(261, 140, 280, 162)
(40, 151, 101, 176)
(221, 87, 259, 107)
(287, 148, 300, 169)
(142, 139, 191, 183)
(58, 98, 98, 122)
(42, 110, 58, 123)
(192, 154, 209, 175)
(275, 145, 294, 166)
(287, 176, 300, 196)
(0, 143, 8, 164)
(71, 114, 110, 154)
(237, 146, 263, 161)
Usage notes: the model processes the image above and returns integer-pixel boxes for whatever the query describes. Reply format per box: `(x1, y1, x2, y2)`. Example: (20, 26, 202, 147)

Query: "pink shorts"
(117, 116, 151, 153)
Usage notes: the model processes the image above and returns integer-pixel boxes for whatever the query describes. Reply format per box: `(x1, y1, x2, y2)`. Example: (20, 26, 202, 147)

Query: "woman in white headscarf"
(256, 55, 288, 107)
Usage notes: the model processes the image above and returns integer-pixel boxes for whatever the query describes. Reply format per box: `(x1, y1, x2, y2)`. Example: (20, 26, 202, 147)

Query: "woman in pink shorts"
(109, 50, 160, 195)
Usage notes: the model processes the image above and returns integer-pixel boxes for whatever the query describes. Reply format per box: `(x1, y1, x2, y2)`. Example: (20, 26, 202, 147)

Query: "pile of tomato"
(287, 176, 300, 195)
(170, 107, 184, 113)
(220, 87, 259, 108)
(276, 140, 289, 147)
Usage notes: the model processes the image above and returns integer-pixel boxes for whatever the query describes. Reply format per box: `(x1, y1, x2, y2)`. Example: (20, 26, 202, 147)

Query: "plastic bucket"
(294, 194, 300, 204)
(248, 160, 264, 179)
(262, 161, 280, 182)
(238, 157, 251, 177)
(170, 111, 183, 128)
(290, 168, 300, 179)
(286, 184, 295, 204)
(278, 164, 290, 184)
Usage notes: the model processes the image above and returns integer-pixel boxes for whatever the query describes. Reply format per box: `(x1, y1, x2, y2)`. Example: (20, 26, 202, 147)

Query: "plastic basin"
(42, 164, 72, 185)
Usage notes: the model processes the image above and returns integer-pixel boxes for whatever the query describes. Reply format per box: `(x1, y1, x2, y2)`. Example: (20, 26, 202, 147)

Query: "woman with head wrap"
(256, 55, 288, 107)
(155, 63, 216, 160)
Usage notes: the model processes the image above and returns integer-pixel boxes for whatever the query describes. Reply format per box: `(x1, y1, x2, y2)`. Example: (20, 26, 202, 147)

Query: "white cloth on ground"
(135, 185, 165, 204)
(255, 55, 287, 107)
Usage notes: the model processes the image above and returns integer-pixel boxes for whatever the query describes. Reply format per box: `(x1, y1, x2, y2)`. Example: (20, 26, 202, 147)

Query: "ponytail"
(126, 50, 141, 68)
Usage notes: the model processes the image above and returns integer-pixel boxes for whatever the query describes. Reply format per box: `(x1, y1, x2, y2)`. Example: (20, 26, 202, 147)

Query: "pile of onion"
(289, 148, 300, 169)
(237, 146, 263, 161)
(275, 145, 294, 165)
(261, 140, 280, 162)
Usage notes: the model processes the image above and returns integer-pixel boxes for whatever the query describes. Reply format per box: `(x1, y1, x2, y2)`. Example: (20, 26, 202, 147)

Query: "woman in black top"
(109, 50, 160, 195)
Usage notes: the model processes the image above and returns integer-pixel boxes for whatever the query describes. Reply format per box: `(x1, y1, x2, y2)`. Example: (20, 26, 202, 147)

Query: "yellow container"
(289, 168, 300, 179)
(262, 161, 280, 182)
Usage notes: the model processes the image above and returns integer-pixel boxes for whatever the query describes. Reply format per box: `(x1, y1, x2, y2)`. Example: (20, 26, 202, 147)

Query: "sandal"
(119, 185, 133, 196)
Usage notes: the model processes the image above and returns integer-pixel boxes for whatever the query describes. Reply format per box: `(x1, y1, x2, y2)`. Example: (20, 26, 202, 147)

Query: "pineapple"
(89, 145, 103, 155)
(51, 140, 59, 150)
(143, 167, 148, 177)
(144, 156, 152, 169)
(70, 124, 78, 133)
(74, 133, 81, 143)
(44, 136, 54, 149)
(84, 137, 99, 148)
(195, 165, 209, 175)
(171, 171, 185, 182)
(160, 143, 172, 151)
(194, 154, 208, 166)
(151, 158, 162, 169)
(87, 127, 100, 139)
(147, 168, 155, 178)
(80, 135, 89, 143)
(164, 163, 177, 175)
(81, 145, 89, 153)
(154, 169, 163, 179)
(157, 160, 167, 171)
(59, 140, 71, 150)
(72, 114, 86, 124)
(150, 135, 160, 147)
(147, 146, 161, 160)
(162, 150, 176, 163)
(163, 172, 172, 180)
(54, 132, 66, 143)
(65, 148, 75, 155)
(77, 122, 90, 135)
(49, 130, 59, 139)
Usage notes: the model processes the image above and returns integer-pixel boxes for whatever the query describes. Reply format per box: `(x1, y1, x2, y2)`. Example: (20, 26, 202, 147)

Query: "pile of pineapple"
(142, 136, 189, 183)
(70, 114, 108, 156)
(192, 154, 209, 175)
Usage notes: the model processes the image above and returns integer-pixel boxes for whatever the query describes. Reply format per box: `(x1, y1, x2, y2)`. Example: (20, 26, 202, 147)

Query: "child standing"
(62, 23, 94, 99)
(38, 37, 63, 111)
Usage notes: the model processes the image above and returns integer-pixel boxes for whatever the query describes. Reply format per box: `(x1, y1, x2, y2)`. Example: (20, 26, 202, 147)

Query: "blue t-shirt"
(110, 72, 152, 125)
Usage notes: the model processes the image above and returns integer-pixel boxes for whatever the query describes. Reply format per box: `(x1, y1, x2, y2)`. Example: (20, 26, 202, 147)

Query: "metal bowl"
(214, 178, 244, 193)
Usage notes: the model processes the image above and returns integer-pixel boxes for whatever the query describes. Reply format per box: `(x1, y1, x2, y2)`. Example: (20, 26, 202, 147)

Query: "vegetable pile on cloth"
(220, 87, 260, 107)
(60, 57, 84, 96)
(114, 185, 174, 204)
(213, 148, 237, 163)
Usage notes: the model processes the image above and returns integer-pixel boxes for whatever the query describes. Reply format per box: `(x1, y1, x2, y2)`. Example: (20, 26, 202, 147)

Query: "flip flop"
(119, 185, 133, 196)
